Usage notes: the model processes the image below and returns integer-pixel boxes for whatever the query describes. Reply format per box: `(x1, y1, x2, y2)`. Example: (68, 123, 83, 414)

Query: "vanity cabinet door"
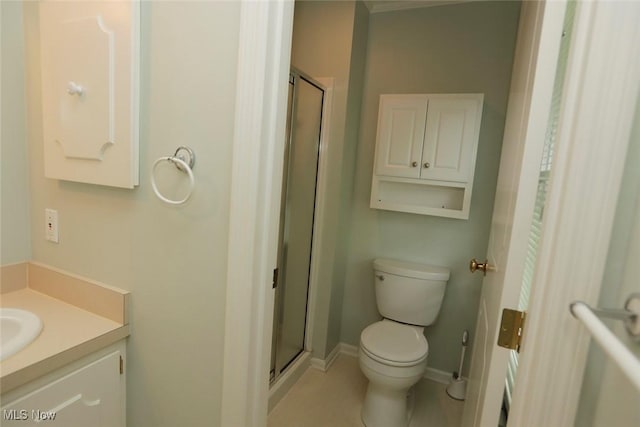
(374, 95, 428, 179)
(420, 97, 482, 183)
(1, 350, 125, 427)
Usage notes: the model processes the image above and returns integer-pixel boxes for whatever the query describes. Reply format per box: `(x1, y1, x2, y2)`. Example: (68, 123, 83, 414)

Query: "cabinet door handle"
(424, 162, 430, 168)
(411, 161, 418, 167)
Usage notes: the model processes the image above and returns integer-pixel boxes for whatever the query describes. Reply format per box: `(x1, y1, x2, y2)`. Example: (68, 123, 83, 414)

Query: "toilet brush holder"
(446, 329, 469, 401)
(446, 374, 467, 401)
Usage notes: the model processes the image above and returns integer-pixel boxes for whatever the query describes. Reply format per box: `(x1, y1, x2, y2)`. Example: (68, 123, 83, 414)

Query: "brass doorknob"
(470, 258, 494, 275)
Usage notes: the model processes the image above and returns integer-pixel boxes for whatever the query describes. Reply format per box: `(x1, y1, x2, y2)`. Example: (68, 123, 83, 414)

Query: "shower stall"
(270, 70, 325, 383)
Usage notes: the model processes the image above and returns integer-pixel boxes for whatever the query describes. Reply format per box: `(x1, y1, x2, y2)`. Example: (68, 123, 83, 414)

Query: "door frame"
(303, 75, 334, 353)
(221, 1, 640, 426)
(220, 1, 295, 426)
(508, 1, 640, 425)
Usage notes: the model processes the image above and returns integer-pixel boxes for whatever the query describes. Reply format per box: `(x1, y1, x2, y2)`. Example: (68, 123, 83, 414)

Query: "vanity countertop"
(0, 287, 129, 393)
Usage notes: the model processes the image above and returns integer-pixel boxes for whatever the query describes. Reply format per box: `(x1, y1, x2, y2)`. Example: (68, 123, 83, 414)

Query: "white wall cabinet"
(371, 94, 484, 219)
(374, 95, 428, 179)
(39, 1, 140, 188)
(1, 341, 126, 427)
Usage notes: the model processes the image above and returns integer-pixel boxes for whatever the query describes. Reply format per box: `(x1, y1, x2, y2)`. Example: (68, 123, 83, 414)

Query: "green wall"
(21, 2, 241, 425)
(1, 1, 31, 266)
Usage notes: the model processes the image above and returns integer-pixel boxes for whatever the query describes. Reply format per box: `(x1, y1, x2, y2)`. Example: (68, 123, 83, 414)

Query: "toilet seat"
(360, 321, 428, 367)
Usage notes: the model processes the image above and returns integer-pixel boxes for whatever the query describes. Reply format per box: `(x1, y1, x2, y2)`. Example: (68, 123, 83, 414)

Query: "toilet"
(359, 258, 450, 427)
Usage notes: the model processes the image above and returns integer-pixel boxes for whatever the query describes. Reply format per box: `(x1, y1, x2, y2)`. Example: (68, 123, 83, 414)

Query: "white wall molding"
(310, 342, 356, 372)
(304, 76, 334, 354)
(221, 1, 294, 426)
(363, 0, 474, 14)
(310, 344, 340, 372)
(339, 343, 359, 358)
(424, 366, 455, 385)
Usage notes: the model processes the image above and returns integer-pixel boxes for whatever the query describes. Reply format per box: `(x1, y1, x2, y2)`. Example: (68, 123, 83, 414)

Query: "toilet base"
(361, 381, 416, 427)
(358, 344, 426, 427)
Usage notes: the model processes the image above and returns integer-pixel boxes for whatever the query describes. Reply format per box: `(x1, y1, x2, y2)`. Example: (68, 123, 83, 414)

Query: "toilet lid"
(360, 321, 428, 365)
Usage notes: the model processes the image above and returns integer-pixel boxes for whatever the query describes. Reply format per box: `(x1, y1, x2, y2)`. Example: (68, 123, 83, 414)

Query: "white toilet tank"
(373, 258, 450, 326)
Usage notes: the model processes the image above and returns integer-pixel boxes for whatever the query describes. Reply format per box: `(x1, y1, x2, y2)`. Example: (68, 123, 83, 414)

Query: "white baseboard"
(310, 342, 359, 372)
(310, 342, 457, 385)
(339, 342, 359, 357)
(423, 366, 455, 384)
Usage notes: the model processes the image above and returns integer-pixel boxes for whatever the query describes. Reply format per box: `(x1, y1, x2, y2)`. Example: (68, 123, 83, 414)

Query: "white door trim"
(304, 77, 334, 352)
(509, 1, 640, 426)
(221, 1, 294, 426)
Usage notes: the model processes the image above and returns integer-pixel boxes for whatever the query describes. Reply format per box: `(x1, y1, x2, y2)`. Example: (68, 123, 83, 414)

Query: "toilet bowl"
(359, 320, 428, 427)
(359, 259, 449, 427)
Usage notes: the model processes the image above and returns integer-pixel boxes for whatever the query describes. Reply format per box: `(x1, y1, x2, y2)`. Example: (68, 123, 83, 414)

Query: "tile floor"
(268, 354, 464, 427)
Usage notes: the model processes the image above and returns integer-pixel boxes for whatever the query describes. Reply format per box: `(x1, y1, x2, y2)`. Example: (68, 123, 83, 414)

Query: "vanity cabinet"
(370, 94, 484, 219)
(1, 341, 126, 427)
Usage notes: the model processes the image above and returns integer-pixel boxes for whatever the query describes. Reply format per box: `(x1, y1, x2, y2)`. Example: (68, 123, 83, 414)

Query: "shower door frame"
(270, 69, 333, 383)
(300, 74, 333, 354)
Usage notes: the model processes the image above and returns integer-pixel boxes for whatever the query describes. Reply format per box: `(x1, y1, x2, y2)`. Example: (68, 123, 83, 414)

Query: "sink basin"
(1, 308, 43, 361)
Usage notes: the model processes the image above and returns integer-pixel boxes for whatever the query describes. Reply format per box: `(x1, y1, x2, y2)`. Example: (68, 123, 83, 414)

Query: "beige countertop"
(0, 288, 129, 393)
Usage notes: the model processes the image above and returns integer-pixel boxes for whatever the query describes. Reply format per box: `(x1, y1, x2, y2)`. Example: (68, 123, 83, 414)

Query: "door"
(465, 0, 640, 425)
(374, 95, 427, 178)
(573, 101, 640, 426)
(507, 0, 640, 420)
(461, 2, 567, 426)
(420, 96, 482, 183)
(2, 350, 124, 427)
(270, 75, 295, 381)
(270, 72, 324, 381)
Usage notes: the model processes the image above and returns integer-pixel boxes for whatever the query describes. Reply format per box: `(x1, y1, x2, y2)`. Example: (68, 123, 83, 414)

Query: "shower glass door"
(270, 71, 324, 382)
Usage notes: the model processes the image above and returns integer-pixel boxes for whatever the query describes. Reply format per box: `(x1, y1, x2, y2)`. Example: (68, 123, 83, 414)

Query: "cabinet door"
(421, 97, 482, 182)
(1, 350, 124, 427)
(39, 1, 139, 188)
(374, 95, 428, 178)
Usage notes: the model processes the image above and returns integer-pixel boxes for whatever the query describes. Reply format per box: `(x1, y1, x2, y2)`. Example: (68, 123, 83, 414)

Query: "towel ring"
(151, 147, 196, 205)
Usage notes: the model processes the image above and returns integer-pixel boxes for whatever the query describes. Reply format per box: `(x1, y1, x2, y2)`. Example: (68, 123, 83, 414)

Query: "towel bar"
(569, 293, 640, 392)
